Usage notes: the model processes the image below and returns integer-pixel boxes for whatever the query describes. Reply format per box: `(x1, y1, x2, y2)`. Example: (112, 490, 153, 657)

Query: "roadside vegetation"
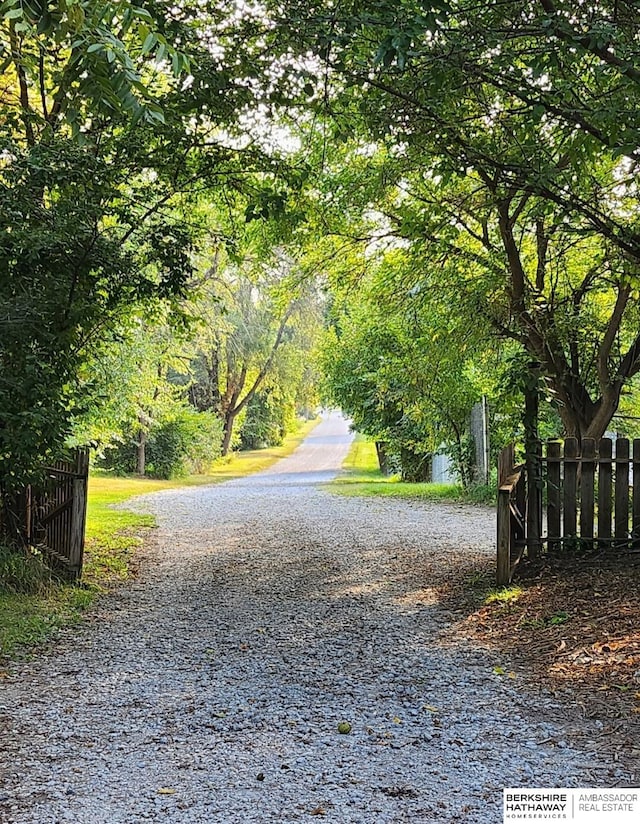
(332, 434, 494, 504)
(0, 417, 319, 661)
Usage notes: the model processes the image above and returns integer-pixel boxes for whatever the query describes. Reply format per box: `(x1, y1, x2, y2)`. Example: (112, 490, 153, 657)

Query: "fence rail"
(496, 437, 640, 584)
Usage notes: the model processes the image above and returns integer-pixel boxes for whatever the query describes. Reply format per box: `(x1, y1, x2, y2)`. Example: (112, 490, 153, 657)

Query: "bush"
(146, 409, 224, 478)
(239, 391, 295, 450)
(100, 408, 224, 479)
(0, 544, 53, 594)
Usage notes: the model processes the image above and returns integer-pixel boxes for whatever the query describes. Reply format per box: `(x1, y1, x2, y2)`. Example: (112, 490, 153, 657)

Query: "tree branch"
(598, 282, 630, 388)
(9, 24, 35, 146)
(232, 304, 296, 417)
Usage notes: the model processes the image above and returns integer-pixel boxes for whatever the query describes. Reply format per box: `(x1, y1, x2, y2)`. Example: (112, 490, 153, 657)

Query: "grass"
(331, 434, 467, 501)
(484, 585, 524, 605)
(0, 416, 320, 661)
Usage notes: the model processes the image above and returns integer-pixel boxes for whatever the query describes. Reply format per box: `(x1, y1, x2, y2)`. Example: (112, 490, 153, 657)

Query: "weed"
(485, 585, 524, 605)
(0, 545, 54, 595)
(547, 610, 570, 625)
(519, 610, 570, 631)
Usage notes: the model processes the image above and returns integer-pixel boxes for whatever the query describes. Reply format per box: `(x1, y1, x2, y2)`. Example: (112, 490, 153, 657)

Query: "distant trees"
(186, 250, 322, 455)
(69, 246, 323, 477)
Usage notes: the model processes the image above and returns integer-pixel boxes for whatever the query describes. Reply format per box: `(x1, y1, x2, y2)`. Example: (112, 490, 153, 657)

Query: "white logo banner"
(504, 788, 639, 823)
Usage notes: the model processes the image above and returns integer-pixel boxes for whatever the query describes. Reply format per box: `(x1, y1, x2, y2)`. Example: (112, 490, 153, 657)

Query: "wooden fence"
(497, 437, 640, 584)
(0, 450, 90, 580)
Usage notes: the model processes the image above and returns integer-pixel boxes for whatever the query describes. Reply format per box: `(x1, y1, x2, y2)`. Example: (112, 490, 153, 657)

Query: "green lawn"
(330, 433, 496, 504)
(331, 434, 468, 501)
(0, 417, 320, 660)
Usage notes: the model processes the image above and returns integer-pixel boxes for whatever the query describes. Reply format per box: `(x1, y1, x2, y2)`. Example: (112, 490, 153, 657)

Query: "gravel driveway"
(0, 413, 633, 823)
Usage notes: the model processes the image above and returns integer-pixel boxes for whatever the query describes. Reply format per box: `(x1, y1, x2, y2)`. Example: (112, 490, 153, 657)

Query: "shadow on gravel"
(227, 471, 342, 487)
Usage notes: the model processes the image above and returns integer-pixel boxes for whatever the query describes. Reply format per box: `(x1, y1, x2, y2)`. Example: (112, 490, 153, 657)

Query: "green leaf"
(141, 32, 156, 55)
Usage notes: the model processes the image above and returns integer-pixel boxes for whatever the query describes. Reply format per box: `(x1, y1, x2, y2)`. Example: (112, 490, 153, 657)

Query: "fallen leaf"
(157, 788, 176, 795)
(310, 807, 326, 816)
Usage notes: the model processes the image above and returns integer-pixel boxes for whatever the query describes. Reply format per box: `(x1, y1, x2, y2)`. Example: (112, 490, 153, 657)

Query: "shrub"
(100, 408, 224, 478)
(239, 391, 295, 450)
(0, 544, 53, 594)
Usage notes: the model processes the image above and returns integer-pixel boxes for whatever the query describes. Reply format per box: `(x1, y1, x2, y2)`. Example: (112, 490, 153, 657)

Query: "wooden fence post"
(598, 438, 613, 542)
(580, 438, 596, 544)
(615, 438, 630, 543)
(547, 441, 561, 551)
(563, 438, 579, 539)
(497, 486, 511, 585)
(526, 439, 542, 559)
(68, 450, 89, 579)
(633, 439, 640, 541)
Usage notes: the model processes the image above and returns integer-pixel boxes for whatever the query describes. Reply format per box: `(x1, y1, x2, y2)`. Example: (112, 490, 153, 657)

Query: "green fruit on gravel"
(337, 721, 352, 734)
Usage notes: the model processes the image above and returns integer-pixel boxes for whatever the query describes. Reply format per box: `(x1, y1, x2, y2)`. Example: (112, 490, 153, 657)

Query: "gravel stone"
(0, 412, 632, 823)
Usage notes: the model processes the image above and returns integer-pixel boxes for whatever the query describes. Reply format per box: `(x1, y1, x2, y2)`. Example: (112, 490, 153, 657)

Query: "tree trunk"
(375, 441, 391, 475)
(221, 411, 236, 456)
(136, 428, 146, 475)
(555, 383, 621, 442)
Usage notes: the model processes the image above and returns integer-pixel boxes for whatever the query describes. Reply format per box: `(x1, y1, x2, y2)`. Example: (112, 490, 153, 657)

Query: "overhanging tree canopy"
(261, 0, 640, 439)
(0, 0, 298, 486)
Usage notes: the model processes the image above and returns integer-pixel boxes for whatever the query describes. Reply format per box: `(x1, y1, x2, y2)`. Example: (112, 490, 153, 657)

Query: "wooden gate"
(0, 449, 90, 580)
(497, 438, 640, 584)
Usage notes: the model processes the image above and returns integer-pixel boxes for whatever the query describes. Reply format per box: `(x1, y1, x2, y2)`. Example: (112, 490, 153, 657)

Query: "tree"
(0, 0, 295, 490)
(259, 0, 640, 440)
(319, 242, 500, 485)
(187, 249, 321, 454)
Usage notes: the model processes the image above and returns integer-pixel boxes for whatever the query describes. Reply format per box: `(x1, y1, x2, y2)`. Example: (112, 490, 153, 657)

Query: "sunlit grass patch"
(331, 434, 465, 501)
(484, 585, 524, 605)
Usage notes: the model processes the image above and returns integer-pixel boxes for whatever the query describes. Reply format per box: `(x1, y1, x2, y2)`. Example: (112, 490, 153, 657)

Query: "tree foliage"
(187, 247, 322, 454)
(0, 0, 296, 487)
(262, 0, 640, 440)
